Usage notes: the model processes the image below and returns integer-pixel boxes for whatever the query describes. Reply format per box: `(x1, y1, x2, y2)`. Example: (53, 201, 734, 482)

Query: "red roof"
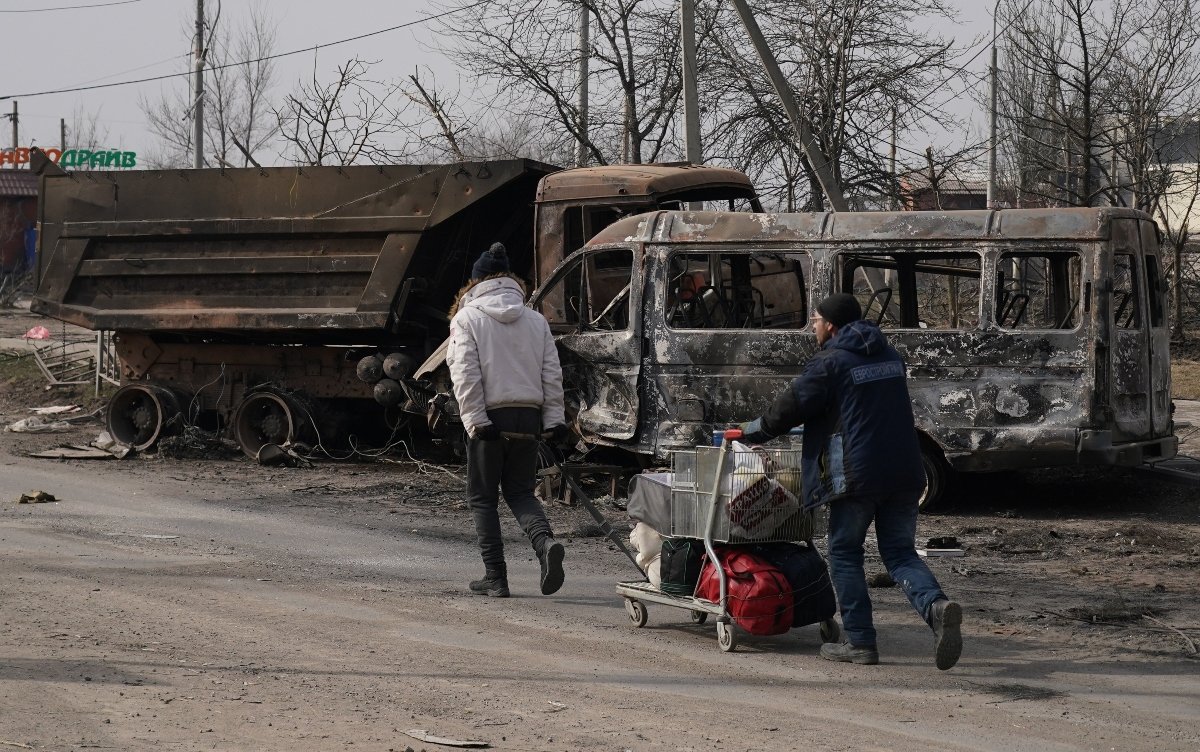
(0, 170, 38, 198)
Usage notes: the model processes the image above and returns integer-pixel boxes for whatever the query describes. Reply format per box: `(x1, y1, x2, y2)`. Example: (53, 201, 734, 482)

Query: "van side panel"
(1108, 219, 1153, 441)
(559, 208, 1177, 471)
(1141, 220, 1173, 441)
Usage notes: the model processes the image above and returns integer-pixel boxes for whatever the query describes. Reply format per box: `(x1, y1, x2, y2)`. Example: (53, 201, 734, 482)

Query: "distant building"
(0, 170, 37, 273)
(900, 172, 986, 211)
(1149, 119, 1200, 252)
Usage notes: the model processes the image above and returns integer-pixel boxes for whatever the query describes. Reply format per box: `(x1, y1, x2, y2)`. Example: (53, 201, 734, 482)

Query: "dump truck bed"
(32, 160, 557, 342)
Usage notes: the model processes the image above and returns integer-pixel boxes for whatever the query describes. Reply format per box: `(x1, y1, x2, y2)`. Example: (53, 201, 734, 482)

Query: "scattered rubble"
(403, 729, 489, 748)
(6, 416, 71, 433)
(155, 425, 241, 461)
(17, 490, 55, 504)
(29, 445, 118, 460)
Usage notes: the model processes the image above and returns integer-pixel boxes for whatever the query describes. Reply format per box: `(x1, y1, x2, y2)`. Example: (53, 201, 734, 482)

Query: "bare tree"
(995, 0, 1135, 207)
(455, 110, 578, 164)
(209, 2, 279, 167)
(63, 105, 112, 153)
(274, 57, 410, 166)
(1155, 153, 1200, 340)
(396, 66, 465, 163)
(997, 0, 1200, 336)
(433, 0, 690, 166)
(140, 1, 279, 168)
(1113, 0, 1200, 340)
(392, 66, 577, 164)
(702, 0, 972, 210)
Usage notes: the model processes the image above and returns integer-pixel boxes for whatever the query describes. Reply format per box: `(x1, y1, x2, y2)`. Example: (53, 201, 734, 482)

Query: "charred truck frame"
(516, 207, 1176, 507)
(31, 155, 1174, 507)
(30, 158, 757, 457)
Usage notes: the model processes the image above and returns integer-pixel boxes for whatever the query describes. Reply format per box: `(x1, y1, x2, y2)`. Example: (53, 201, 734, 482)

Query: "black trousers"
(466, 407, 553, 569)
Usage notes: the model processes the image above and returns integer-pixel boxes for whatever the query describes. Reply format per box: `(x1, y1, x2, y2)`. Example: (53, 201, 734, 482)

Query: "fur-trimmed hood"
(449, 272, 528, 318)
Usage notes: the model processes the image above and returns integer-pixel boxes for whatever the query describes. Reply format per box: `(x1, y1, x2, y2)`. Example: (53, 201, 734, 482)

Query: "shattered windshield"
(665, 250, 812, 330)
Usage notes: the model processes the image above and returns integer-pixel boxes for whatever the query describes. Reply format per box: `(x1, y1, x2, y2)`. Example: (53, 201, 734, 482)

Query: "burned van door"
(1109, 219, 1152, 442)
(532, 246, 640, 440)
(647, 248, 819, 455)
(1141, 220, 1172, 439)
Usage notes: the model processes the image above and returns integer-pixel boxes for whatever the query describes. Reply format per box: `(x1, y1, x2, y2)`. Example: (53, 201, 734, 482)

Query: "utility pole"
(193, 0, 205, 169)
(60, 117, 67, 152)
(680, 0, 703, 210)
(889, 106, 897, 210)
(10, 101, 17, 156)
(680, 0, 701, 166)
(728, 0, 847, 211)
(987, 0, 1000, 209)
(576, 6, 589, 168)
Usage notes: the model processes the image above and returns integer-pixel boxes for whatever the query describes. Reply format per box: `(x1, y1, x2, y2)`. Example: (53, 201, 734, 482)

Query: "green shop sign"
(0, 146, 137, 169)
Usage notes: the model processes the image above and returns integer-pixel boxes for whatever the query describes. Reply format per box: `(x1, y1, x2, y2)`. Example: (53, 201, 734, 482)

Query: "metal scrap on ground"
(17, 490, 55, 503)
(403, 729, 489, 748)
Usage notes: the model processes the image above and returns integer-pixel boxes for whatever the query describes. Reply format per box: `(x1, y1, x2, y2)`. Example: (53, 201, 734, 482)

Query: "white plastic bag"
(629, 522, 664, 588)
(722, 441, 800, 539)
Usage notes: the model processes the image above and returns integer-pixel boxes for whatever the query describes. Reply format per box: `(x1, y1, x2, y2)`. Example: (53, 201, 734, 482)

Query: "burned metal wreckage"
(28, 155, 757, 458)
(28, 151, 1175, 506)
(490, 206, 1175, 507)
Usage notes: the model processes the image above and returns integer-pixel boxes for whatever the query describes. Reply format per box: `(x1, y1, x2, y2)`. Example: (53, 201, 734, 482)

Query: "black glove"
(548, 424, 575, 445)
(472, 423, 502, 441)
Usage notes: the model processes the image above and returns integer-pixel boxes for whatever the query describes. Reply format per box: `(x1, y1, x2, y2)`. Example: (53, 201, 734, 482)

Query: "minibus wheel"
(918, 440, 952, 512)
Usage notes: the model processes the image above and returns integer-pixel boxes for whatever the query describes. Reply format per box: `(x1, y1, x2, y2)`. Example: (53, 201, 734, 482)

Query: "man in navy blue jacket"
(740, 293, 962, 670)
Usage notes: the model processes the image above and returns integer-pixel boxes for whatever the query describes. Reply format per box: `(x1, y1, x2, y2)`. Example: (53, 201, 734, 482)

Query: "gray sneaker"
(930, 599, 963, 670)
(819, 640, 880, 665)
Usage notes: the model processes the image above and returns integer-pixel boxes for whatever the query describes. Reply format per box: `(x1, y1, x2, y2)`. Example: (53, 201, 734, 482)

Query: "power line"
(0, 1, 488, 101)
(915, 0, 1039, 116)
(76, 53, 193, 88)
(0, 0, 141, 12)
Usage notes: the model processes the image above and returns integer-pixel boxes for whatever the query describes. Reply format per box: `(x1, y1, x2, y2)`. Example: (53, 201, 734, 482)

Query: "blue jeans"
(826, 492, 946, 647)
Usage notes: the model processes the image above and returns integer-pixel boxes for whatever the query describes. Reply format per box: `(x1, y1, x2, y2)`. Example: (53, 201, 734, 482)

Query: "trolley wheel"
(819, 618, 841, 644)
(716, 620, 738, 652)
(625, 598, 648, 628)
(690, 610, 709, 625)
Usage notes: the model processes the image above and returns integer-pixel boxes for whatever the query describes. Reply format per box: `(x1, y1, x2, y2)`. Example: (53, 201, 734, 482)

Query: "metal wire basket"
(670, 444, 815, 543)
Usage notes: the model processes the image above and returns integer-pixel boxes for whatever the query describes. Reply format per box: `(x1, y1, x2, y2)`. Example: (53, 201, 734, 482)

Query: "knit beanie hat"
(816, 293, 862, 327)
(471, 242, 510, 280)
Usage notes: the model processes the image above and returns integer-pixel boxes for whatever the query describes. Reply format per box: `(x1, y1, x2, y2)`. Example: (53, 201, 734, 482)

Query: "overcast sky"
(0, 0, 995, 163)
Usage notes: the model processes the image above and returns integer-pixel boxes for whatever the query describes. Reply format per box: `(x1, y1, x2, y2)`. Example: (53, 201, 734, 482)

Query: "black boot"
(469, 567, 510, 598)
(537, 539, 565, 595)
(930, 598, 963, 670)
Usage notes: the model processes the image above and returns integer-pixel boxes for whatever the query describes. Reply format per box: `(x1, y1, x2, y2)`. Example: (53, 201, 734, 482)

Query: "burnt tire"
(106, 383, 188, 450)
(918, 439, 953, 512)
(232, 389, 319, 459)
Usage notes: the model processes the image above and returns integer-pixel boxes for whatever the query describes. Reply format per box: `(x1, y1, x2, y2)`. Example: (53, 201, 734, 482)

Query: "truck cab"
(532, 164, 760, 286)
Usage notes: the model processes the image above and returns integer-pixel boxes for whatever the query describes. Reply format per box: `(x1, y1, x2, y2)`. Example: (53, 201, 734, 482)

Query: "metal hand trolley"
(612, 434, 840, 652)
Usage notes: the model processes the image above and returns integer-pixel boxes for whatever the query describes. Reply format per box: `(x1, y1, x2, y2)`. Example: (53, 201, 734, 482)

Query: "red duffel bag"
(695, 547, 794, 636)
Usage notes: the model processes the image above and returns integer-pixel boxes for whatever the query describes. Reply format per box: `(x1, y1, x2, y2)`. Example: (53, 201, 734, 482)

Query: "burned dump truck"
(496, 206, 1174, 508)
(30, 158, 757, 457)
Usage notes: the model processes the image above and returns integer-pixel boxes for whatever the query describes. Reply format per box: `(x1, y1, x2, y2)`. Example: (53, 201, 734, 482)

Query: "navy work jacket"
(745, 320, 926, 509)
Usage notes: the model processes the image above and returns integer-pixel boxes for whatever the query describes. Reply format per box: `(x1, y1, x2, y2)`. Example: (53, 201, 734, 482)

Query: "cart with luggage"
(614, 431, 840, 652)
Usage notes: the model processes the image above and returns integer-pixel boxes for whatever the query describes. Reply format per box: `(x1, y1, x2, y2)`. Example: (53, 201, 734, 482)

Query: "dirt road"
(3, 304, 1199, 751)
(2, 418, 1198, 751)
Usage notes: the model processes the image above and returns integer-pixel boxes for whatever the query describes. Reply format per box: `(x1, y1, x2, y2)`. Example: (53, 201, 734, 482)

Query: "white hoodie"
(447, 276, 566, 432)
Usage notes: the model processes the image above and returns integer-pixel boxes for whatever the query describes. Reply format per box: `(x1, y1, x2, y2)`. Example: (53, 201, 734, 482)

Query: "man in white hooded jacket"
(447, 242, 569, 598)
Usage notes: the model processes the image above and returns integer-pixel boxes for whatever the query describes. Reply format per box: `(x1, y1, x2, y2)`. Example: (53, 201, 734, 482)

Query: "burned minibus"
(528, 207, 1177, 507)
